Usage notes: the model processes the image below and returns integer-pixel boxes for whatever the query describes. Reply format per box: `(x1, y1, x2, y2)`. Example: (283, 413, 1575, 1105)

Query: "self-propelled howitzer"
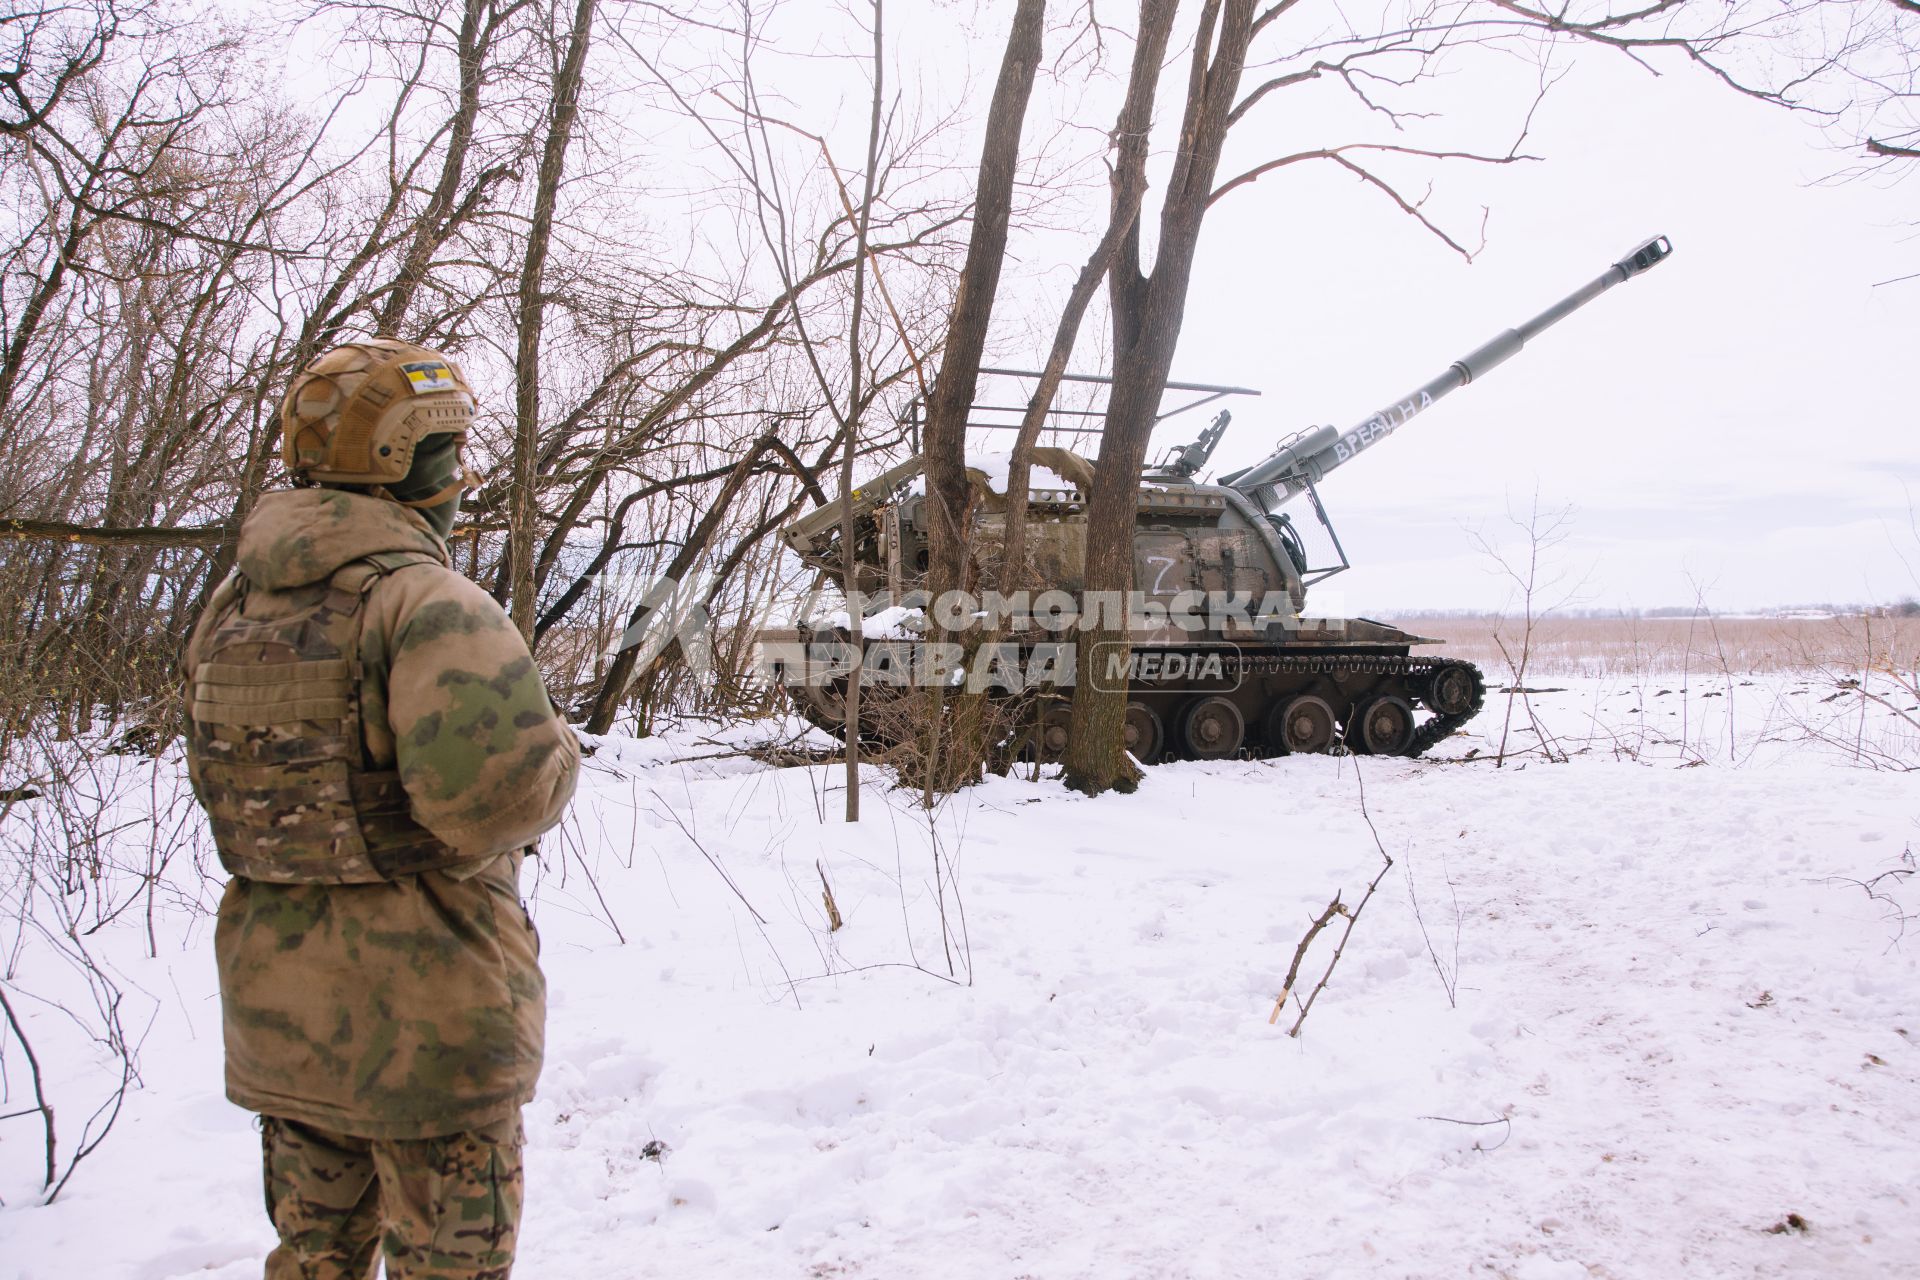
(761, 236, 1674, 762)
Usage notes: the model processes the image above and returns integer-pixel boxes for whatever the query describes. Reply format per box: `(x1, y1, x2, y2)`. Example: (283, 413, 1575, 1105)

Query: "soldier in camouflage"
(183, 339, 580, 1279)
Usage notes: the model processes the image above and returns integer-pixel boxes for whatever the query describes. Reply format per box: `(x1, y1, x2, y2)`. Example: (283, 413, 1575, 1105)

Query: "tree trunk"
(912, 0, 1044, 794)
(1062, 0, 1254, 796)
(921, 0, 1045, 612)
(838, 0, 889, 821)
(508, 0, 595, 644)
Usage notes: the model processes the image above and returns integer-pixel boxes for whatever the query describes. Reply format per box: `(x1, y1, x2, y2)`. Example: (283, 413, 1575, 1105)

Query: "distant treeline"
(1396, 600, 1920, 620)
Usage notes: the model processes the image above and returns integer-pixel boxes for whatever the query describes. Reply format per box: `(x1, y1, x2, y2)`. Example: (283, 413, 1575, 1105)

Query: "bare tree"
(374, 0, 532, 333)
(920, 0, 1046, 614)
(1062, 0, 1241, 795)
(1468, 492, 1584, 766)
(1024, 0, 1914, 793)
(508, 0, 596, 641)
(908, 0, 1047, 792)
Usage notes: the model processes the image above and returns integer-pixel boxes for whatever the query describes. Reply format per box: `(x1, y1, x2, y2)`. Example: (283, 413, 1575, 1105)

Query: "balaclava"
(388, 433, 466, 540)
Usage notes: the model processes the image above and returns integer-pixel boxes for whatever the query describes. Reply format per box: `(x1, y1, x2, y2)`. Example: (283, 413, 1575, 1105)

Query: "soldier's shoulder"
(363, 558, 519, 655)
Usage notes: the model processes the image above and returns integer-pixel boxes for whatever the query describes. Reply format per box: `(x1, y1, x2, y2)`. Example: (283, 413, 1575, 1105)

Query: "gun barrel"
(1228, 235, 1672, 507)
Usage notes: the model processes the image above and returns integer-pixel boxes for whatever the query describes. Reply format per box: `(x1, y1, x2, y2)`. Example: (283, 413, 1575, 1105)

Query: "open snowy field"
(3, 671, 1917, 1279)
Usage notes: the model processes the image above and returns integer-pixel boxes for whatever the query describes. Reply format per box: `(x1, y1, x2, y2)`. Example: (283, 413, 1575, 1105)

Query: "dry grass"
(1393, 614, 1919, 679)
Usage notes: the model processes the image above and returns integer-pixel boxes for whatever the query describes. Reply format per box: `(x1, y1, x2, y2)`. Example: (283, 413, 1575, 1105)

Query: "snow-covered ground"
(3, 674, 1917, 1279)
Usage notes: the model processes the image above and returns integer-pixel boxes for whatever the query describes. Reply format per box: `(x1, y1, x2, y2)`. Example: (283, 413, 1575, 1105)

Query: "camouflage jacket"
(191, 489, 579, 1138)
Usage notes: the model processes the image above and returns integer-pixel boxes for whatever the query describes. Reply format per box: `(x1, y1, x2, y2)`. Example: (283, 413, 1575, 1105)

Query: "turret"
(1218, 235, 1673, 510)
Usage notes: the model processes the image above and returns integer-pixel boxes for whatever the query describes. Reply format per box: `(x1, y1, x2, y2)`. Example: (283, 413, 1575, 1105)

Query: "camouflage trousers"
(260, 1113, 524, 1280)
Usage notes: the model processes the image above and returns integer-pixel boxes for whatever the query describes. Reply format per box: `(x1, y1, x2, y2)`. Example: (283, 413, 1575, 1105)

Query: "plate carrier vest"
(186, 552, 474, 884)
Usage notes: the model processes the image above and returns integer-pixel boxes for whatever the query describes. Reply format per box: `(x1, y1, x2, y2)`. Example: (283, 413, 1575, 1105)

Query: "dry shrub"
(853, 680, 1046, 792)
(1400, 614, 1919, 680)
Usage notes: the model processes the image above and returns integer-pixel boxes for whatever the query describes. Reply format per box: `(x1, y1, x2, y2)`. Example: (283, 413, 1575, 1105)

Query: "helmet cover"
(281, 339, 476, 487)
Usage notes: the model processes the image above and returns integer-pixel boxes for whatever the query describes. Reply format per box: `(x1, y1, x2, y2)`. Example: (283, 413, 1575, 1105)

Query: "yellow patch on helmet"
(401, 360, 457, 394)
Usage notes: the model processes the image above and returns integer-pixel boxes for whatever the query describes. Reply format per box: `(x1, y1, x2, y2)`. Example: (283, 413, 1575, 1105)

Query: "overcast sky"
(843, 3, 1919, 614)
(1163, 49, 1919, 615)
(293, 1, 1917, 614)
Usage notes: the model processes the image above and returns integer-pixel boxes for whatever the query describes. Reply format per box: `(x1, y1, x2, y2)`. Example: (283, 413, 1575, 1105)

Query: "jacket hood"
(237, 488, 448, 591)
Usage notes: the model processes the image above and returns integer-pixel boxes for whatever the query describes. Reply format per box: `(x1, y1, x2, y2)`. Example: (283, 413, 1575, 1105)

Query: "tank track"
(1207, 650, 1486, 758)
(1408, 663, 1487, 757)
(779, 645, 1486, 760)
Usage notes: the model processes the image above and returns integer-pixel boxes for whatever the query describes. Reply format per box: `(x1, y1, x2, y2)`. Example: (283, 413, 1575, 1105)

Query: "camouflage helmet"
(281, 339, 476, 492)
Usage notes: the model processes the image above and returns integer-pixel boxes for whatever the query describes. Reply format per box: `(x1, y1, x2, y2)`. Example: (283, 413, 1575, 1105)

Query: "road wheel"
(1179, 695, 1244, 760)
(1123, 701, 1164, 765)
(1349, 695, 1416, 756)
(1267, 694, 1336, 754)
(1033, 701, 1074, 762)
(787, 679, 846, 730)
(1425, 662, 1481, 717)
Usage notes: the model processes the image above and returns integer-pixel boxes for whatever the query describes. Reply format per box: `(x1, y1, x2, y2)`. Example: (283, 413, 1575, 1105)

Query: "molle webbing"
(186, 554, 469, 884)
